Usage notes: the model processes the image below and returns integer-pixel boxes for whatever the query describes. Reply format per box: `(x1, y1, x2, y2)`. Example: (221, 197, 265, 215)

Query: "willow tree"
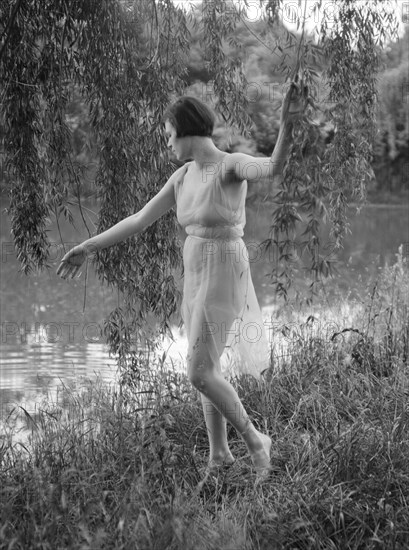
(0, 0, 401, 368)
(261, 0, 401, 299)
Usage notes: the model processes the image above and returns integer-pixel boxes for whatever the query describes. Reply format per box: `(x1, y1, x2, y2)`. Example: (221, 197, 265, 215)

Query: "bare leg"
(187, 329, 271, 472)
(200, 393, 235, 467)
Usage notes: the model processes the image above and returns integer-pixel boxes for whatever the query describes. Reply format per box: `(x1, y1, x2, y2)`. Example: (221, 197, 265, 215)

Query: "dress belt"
(185, 224, 244, 240)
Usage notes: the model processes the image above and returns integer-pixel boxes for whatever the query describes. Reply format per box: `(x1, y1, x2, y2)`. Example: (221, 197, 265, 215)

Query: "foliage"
(1, 255, 408, 549)
(0, 0, 403, 366)
(261, 0, 401, 299)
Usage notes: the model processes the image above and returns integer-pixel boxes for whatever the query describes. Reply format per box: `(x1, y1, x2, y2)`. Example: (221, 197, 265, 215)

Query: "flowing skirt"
(181, 232, 270, 378)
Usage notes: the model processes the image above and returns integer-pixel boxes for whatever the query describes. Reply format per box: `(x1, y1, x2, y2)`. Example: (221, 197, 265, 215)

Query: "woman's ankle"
(209, 450, 235, 464)
(240, 424, 265, 453)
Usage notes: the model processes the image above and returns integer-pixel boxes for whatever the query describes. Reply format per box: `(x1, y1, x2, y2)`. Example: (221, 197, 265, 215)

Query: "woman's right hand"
(57, 244, 87, 280)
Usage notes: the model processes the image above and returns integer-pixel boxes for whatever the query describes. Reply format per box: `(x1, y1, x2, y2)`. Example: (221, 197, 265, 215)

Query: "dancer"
(57, 83, 304, 476)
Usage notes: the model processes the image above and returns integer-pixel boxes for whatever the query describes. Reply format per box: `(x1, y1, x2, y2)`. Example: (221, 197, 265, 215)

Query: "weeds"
(1, 254, 408, 549)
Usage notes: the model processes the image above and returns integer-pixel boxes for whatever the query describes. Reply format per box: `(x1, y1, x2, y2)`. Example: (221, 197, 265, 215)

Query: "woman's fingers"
(57, 260, 82, 279)
(57, 263, 70, 279)
(56, 260, 69, 276)
(56, 244, 86, 279)
(57, 260, 70, 278)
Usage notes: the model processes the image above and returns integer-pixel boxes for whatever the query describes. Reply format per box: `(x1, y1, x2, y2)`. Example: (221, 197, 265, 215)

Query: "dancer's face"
(165, 120, 190, 161)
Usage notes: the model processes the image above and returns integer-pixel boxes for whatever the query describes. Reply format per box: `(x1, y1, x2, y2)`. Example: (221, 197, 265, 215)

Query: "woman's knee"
(187, 354, 212, 390)
(187, 364, 207, 390)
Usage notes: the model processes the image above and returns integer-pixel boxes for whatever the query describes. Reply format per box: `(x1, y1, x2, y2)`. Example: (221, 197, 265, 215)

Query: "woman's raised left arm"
(226, 81, 306, 188)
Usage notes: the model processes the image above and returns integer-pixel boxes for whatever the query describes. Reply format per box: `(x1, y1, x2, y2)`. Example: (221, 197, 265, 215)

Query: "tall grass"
(1, 252, 408, 549)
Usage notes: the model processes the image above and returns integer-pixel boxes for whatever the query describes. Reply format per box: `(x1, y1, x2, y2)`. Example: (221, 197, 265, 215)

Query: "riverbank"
(1, 252, 408, 549)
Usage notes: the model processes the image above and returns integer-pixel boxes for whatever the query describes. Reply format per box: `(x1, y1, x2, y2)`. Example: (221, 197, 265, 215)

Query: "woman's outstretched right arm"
(57, 165, 184, 279)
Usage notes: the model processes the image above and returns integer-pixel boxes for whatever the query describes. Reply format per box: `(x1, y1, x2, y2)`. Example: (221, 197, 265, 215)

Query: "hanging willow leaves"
(262, 0, 400, 301)
(201, 0, 253, 135)
(0, 0, 251, 370)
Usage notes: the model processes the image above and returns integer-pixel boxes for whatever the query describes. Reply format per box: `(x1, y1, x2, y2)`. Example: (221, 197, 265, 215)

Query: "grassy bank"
(1, 255, 408, 549)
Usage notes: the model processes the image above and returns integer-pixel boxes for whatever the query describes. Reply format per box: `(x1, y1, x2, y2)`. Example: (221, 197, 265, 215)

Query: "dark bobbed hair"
(163, 96, 215, 138)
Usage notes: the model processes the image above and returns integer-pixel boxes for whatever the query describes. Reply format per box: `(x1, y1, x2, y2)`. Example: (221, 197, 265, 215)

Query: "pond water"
(1, 197, 408, 416)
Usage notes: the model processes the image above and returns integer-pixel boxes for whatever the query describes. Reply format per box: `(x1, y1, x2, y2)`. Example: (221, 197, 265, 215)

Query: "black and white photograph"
(1, 1, 408, 548)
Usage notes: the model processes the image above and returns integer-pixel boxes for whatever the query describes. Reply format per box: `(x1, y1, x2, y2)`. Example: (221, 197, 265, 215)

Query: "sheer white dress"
(174, 156, 269, 379)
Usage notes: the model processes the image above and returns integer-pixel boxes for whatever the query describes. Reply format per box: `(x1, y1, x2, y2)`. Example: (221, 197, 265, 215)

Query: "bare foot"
(250, 432, 272, 474)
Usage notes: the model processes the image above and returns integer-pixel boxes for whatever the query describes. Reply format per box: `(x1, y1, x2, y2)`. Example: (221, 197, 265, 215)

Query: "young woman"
(57, 85, 303, 477)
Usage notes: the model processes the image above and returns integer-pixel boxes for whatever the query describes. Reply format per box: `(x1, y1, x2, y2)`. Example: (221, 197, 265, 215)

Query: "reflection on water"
(0, 340, 117, 417)
(1, 198, 408, 416)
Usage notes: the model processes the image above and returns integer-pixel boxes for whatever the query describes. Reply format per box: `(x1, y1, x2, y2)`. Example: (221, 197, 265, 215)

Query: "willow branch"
(0, 0, 23, 62)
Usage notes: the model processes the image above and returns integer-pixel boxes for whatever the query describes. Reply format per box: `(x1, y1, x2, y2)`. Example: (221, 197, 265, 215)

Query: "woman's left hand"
(281, 78, 308, 122)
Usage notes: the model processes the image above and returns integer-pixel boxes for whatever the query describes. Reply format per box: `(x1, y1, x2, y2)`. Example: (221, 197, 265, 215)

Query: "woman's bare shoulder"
(166, 162, 192, 186)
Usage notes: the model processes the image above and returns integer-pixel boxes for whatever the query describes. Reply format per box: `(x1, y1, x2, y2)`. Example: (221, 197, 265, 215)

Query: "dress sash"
(185, 224, 244, 240)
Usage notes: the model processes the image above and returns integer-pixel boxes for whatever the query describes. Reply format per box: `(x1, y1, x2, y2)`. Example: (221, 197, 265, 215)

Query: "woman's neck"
(189, 137, 224, 169)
